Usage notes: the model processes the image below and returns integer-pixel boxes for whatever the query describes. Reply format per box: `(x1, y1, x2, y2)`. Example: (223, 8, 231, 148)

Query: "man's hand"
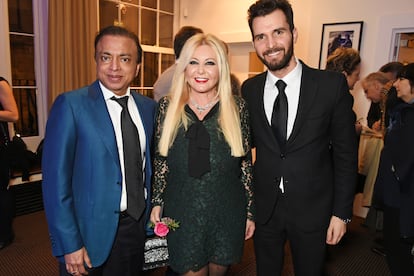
(64, 247, 92, 275)
(326, 216, 347, 245)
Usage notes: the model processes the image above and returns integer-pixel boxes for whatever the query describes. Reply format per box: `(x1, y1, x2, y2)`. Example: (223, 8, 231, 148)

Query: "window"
(9, 0, 38, 137)
(391, 30, 414, 64)
(1, 0, 47, 151)
(99, 0, 176, 98)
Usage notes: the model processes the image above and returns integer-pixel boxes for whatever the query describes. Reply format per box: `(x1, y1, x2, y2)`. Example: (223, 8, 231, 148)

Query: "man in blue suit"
(42, 26, 156, 276)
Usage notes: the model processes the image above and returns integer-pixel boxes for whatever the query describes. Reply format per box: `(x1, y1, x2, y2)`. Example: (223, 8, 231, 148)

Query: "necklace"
(190, 97, 218, 114)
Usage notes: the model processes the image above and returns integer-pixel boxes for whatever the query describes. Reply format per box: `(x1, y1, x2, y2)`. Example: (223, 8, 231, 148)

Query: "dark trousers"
(0, 155, 14, 242)
(0, 188, 14, 242)
(59, 213, 145, 276)
(383, 205, 414, 276)
(254, 191, 326, 276)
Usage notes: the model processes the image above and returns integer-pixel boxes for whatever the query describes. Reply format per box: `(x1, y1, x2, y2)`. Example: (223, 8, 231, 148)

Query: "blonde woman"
(150, 33, 255, 276)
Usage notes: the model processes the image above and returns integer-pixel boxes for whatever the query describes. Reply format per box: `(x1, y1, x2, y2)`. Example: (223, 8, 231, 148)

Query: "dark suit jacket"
(241, 61, 357, 231)
(42, 80, 156, 266)
(367, 87, 402, 128)
(374, 103, 414, 237)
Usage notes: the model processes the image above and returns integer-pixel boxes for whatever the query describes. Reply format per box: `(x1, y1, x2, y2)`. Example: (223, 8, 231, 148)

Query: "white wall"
(181, 0, 414, 72)
(180, 0, 414, 123)
(177, 0, 257, 82)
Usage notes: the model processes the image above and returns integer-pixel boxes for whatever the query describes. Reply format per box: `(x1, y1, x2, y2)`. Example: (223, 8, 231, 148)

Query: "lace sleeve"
(238, 97, 255, 221)
(151, 97, 169, 206)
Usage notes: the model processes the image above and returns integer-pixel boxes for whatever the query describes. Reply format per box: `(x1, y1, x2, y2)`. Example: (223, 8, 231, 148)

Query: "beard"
(258, 40, 294, 71)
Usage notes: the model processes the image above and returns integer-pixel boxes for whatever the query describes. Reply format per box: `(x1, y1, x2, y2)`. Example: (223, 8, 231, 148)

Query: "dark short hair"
(247, 0, 295, 40)
(94, 25, 143, 63)
(397, 63, 414, 86)
(379, 62, 404, 79)
(173, 26, 203, 59)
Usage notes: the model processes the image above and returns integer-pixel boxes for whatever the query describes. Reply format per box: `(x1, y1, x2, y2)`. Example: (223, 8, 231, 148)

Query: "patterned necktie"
(111, 96, 144, 220)
(271, 80, 288, 147)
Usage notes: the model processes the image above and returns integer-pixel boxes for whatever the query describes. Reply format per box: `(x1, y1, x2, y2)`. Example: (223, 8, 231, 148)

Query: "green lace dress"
(151, 96, 254, 274)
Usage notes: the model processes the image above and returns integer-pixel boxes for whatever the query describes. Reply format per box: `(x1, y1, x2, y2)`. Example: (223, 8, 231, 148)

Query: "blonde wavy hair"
(362, 71, 391, 86)
(158, 33, 245, 157)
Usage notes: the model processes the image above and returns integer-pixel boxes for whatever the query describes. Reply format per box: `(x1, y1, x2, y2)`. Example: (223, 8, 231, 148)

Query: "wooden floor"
(0, 183, 391, 275)
(0, 210, 392, 276)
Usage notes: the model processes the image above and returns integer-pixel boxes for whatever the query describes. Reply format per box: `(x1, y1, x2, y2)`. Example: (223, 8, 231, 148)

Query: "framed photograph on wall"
(319, 21, 363, 69)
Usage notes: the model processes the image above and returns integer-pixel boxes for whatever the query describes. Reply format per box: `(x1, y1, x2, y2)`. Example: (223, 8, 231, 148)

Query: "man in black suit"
(241, 1, 357, 275)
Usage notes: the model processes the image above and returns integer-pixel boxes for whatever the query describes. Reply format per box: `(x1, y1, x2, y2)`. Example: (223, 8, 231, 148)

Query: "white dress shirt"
(263, 59, 303, 192)
(100, 82, 146, 211)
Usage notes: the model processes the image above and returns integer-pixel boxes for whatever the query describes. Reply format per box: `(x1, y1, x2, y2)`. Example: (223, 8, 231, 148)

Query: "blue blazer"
(42, 80, 156, 266)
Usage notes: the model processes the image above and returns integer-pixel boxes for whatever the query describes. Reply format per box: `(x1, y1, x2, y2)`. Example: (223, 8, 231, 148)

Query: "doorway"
(391, 28, 414, 64)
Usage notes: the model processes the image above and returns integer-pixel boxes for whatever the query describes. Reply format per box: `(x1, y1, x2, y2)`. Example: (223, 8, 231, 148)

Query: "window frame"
(98, 0, 178, 97)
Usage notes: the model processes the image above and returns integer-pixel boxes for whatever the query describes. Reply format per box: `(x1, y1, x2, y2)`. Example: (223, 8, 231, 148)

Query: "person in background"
(42, 26, 156, 276)
(359, 72, 391, 230)
(364, 62, 403, 257)
(150, 33, 255, 276)
(367, 62, 404, 130)
(373, 63, 414, 275)
(325, 47, 362, 135)
(326, 47, 361, 90)
(242, 0, 357, 275)
(0, 77, 19, 250)
(362, 72, 391, 128)
(153, 26, 203, 102)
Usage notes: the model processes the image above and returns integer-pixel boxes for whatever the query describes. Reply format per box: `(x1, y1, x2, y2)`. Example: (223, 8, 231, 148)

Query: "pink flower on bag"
(154, 221, 170, 237)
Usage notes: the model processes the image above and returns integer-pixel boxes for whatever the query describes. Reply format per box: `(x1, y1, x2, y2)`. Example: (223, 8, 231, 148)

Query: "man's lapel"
(87, 81, 120, 165)
(288, 64, 319, 146)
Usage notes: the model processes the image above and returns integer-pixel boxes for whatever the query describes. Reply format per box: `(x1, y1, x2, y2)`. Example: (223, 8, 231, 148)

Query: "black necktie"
(271, 80, 288, 147)
(111, 96, 144, 220)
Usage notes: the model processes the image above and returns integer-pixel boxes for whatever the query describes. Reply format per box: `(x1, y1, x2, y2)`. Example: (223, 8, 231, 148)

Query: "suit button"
(280, 154, 285, 159)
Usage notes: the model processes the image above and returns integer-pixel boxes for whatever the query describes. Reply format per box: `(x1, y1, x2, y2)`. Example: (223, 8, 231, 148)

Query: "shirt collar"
(266, 57, 302, 86)
(99, 81, 131, 100)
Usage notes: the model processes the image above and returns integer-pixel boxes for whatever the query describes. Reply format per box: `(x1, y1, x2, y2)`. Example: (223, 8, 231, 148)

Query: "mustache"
(263, 47, 284, 56)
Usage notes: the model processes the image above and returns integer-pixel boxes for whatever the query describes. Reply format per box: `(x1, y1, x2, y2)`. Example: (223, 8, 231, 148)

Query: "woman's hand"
(245, 219, 255, 240)
(150, 206, 162, 225)
(372, 120, 381, 131)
